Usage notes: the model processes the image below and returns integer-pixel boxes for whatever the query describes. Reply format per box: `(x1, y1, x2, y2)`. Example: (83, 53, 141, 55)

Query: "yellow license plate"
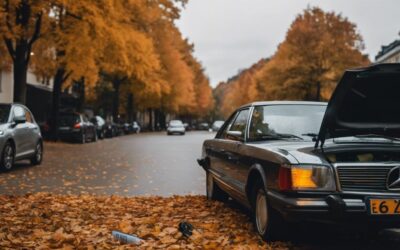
(369, 199, 400, 215)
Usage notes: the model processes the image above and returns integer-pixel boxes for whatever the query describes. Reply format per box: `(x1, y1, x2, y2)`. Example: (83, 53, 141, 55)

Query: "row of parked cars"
(166, 120, 226, 135)
(56, 112, 141, 143)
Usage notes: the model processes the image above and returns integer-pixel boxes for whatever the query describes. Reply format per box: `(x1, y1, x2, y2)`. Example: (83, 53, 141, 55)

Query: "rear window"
(59, 114, 80, 126)
(169, 120, 183, 126)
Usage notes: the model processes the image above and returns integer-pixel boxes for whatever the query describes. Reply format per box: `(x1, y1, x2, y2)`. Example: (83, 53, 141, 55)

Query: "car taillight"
(74, 123, 81, 129)
(278, 166, 292, 191)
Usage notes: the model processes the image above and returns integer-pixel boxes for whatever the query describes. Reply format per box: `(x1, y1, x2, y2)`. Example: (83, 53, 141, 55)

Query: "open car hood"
(317, 63, 400, 147)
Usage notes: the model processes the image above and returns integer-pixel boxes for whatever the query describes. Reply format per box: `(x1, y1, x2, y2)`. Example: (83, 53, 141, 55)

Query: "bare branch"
(3, 37, 15, 61)
(62, 70, 73, 83)
(28, 12, 42, 47)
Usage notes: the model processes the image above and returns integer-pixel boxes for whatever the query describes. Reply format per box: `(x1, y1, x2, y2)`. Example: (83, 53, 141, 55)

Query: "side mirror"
(227, 130, 243, 141)
(14, 116, 26, 124)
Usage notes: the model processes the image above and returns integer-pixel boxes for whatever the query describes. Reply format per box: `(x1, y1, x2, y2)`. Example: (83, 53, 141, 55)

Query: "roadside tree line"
(0, 0, 214, 137)
(214, 7, 371, 118)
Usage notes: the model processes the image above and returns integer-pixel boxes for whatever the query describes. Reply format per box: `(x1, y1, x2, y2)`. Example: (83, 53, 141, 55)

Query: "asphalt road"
(0, 131, 213, 196)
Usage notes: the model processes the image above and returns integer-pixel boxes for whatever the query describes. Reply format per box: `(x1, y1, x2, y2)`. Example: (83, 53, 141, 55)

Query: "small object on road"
(178, 221, 194, 237)
(112, 230, 143, 245)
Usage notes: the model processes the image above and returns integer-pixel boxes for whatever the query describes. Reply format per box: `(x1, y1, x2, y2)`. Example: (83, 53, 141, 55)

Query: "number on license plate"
(369, 199, 400, 215)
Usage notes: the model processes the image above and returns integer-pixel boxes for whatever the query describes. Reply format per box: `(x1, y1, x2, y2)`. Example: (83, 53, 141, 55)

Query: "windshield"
(0, 105, 10, 124)
(249, 104, 326, 141)
(169, 120, 183, 127)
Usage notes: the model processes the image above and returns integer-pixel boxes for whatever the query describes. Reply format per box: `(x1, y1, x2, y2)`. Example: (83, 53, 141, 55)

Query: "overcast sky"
(176, 0, 400, 87)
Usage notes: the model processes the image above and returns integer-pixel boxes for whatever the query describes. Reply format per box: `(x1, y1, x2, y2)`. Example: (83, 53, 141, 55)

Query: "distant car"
(91, 116, 106, 139)
(105, 121, 118, 138)
(167, 120, 185, 135)
(132, 121, 141, 134)
(123, 123, 133, 134)
(0, 103, 43, 171)
(211, 120, 225, 132)
(198, 122, 209, 131)
(58, 112, 97, 143)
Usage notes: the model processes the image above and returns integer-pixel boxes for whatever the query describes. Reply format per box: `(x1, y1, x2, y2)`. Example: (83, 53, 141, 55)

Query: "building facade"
(375, 39, 400, 63)
(0, 68, 53, 122)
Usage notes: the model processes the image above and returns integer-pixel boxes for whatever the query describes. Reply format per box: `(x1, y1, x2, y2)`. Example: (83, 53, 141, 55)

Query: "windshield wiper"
(302, 133, 318, 141)
(276, 133, 304, 140)
(255, 133, 303, 140)
(354, 134, 400, 142)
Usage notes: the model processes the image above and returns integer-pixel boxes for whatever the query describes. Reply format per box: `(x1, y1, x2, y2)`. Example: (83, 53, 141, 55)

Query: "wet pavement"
(0, 131, 214, 196)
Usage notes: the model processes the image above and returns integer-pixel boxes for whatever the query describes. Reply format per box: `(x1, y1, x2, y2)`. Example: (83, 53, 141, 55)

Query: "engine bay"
(326, 150, 400, 163)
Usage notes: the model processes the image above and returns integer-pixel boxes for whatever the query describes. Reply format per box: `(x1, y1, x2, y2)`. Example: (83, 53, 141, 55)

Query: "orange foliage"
(216, 7, 371, 118)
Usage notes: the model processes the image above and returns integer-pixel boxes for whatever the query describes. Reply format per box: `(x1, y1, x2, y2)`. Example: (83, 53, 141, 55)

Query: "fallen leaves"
(0, 193, 291, 249)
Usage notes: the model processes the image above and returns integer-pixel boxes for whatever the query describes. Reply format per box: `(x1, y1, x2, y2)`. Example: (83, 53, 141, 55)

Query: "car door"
(208, 108, 250, 198)
(207, 112, 238, 181)
(221, 108, 250, 195)
(24, 108, 39, 152)
(11, 106, 30, 158)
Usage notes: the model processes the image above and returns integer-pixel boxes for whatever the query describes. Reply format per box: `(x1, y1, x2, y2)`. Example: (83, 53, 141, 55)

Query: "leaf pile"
(0, 193, 291, 249)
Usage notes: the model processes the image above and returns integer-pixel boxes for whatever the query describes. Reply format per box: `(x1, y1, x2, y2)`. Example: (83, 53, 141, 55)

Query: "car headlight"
(279, 165, 336, 191)
(0, 131, 4, 136)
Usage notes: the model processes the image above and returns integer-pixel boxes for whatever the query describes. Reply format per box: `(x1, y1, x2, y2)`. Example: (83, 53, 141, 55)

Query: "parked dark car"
(0, 103, 43, 171)
(197, 122, 209, 131)
(58, 112, 97, 143)
(105, 121, 118, 138)
(197, 64, 400, 241)
(123, 122, 133, 134)
(91, 116, 106, 139)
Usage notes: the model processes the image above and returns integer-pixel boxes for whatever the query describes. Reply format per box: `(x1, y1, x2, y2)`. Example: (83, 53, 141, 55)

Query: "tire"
(252, 180, 288, 242)
(93, 130, 98, 142)
(81, 132, 86, 144)
(30, 142, 43, 165)
(206, 171, 228, 201)
(0, 142, 14, 171)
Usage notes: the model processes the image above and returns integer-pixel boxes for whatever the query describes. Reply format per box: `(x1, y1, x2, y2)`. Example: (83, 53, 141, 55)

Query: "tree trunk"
(50, 68, 65, 141)
(148, 108, 153, 131)
(13, 53, 28, 104)
(77, 77, 85, 112)
(112, 79, 121, 121)
(315, 81, 321, 101)
(159, 110, 166, 130)
(126, 93, 133, 123)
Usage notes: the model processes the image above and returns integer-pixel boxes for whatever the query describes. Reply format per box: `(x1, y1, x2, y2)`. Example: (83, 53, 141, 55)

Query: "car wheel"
(206, 171, 228, 201)
(30, 142, 43, 165)
(252, 180, 288, 242)
(0, 142, 14, 171)
(81, 133, 86, 144)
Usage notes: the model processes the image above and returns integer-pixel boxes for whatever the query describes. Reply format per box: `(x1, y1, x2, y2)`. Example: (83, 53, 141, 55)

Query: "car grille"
(336, 165, 393, 192)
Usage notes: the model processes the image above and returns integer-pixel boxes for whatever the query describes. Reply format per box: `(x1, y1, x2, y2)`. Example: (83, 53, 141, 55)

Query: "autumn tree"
(0, 0, 52, 103)
(258, 7, 370, 101)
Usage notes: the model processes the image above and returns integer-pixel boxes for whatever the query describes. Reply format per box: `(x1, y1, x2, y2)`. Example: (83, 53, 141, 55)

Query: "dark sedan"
(58, 112, 97, 143)
(197, 64, 400, 241)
